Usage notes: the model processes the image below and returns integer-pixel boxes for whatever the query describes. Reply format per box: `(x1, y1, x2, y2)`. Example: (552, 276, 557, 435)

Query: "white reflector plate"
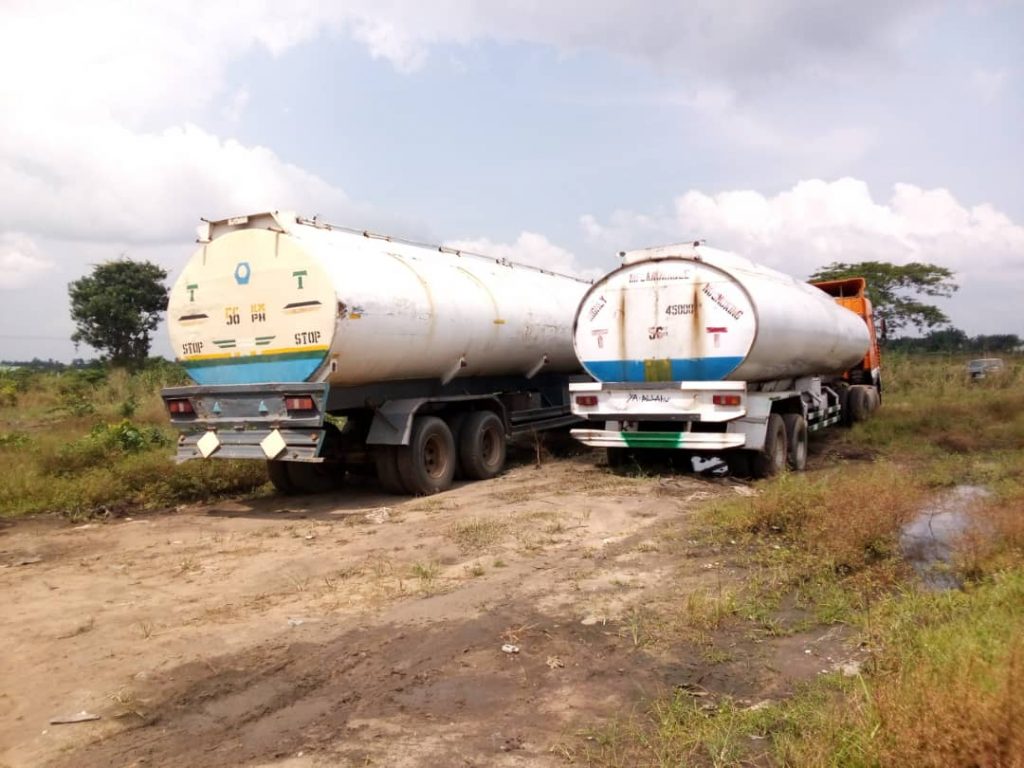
(260, 429, 287, 459)
(197, 430, 221, 458)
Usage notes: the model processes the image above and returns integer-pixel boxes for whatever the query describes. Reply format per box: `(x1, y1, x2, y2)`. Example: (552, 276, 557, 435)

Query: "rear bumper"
(174, 427, 325, 462)
(569, 380, 746, 422)
(162, 382, 328, 463)
(568, 380, 774, 452)
(570, 428, 746, 450)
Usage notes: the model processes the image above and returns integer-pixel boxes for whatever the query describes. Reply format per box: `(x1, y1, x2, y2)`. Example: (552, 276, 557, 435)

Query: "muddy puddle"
(900, 485, 988, 590)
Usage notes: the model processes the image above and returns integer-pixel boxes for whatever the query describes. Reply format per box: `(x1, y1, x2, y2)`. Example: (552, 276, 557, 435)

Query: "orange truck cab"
(811, 277, 882, 391)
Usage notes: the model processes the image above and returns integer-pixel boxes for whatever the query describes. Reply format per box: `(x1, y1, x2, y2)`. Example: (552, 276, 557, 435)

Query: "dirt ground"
(0, 450, 858, 768)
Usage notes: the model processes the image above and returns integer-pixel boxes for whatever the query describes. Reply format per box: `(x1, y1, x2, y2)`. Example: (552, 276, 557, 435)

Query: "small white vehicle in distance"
(967, 358, 1005, 380)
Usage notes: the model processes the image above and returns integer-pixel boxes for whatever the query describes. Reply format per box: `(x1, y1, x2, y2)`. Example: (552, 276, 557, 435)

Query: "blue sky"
(1, 1, 1022, 360)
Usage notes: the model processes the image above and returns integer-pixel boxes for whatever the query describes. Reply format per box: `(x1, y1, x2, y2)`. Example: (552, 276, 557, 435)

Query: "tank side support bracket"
(367, 398, 428, 446)
(440, 356, 467, 385)
(525, 354, 549, 379)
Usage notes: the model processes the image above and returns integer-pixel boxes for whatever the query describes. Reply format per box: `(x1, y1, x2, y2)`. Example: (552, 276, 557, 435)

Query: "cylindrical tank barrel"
(168, 214, 591, 386)
(573, 244, 870, 384)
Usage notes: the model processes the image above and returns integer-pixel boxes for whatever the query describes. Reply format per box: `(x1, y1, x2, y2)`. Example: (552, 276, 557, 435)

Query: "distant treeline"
(887, 330, 1022, 354)
(0, 357, 177, 372)
(0, 358, 104, 371)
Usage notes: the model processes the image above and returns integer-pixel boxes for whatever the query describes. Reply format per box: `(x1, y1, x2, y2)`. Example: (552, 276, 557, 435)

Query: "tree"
(809, 261, 957, 342)
(919, 327, 969, 353)
(971, 334, 1021, 353)
(69, 259, 169, 367)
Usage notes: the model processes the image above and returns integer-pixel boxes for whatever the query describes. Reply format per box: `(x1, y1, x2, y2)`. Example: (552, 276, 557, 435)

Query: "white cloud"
(446, 232, 602, 281)
(678, 86, 876, 168)
(0, 119, 354, 246)
(0, 2, 373, 289)
(0, 0, 937, 261)
(222, 87, 251, 124)
(581, 178, 1024, 280)
(298, 0, 932, 83)
(0, 234, 55, 289)
(971, 67, 1009, 102)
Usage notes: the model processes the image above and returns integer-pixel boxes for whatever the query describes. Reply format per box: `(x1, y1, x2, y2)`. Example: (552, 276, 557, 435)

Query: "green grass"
(772, 572, 1024, 767)
(577, 573, 1024, 768)
(0, 363, 269, 518)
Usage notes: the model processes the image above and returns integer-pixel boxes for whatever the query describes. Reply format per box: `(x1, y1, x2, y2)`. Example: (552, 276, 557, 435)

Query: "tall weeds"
(0, 363, 267, 518)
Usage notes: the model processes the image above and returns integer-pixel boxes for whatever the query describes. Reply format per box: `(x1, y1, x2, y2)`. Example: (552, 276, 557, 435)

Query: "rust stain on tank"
(616, 283, 628, 363)
(692, 279, 705, 357)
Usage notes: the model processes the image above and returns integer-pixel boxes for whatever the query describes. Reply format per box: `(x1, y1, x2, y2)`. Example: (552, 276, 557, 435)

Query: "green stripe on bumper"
(571, 429, 746, 450)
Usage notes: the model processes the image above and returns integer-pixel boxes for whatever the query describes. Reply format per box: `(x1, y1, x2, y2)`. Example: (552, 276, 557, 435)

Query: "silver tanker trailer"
(569, 242, 882, 477)
(161, 211, 591, 495)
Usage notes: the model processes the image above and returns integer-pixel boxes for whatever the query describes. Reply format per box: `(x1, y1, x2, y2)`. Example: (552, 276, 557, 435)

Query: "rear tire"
(782, 413, 808, 471)
(267, 423, 344, 495)
(607, 447, 631, 471)
(446, 412, 468, 479)
(286, 460, 341, 494)
(396, 416, 456, 495)
(726, 451, 752, 478)
(373, 446, 407, 495)
(866, 387, 881, 413)
(267, 460, 297, 494)
(848, 385, 871, 423)
(751, 413, 787, 479)
(838, 384, 854, 427)
(458, 411, 507, 480)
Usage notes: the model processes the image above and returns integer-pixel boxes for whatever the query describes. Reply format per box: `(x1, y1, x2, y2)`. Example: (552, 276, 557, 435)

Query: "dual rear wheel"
(843, 384, 880, 425)
(377, 410, 507, 496)
(270, 410, 508, 496)
(747, 412, 808, 479)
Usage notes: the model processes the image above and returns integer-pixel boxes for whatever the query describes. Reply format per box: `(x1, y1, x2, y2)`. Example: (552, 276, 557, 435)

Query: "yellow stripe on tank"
(181, 345, 330, 362)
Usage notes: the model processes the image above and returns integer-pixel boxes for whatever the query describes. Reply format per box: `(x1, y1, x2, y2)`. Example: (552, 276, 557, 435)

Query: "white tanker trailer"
(569, 242, 882, 477)
(161, 211, 591, 495)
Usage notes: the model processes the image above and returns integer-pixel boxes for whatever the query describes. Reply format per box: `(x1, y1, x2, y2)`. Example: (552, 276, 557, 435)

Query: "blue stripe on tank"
(184, 355, 326, 385)
(582, 356, 744, 383)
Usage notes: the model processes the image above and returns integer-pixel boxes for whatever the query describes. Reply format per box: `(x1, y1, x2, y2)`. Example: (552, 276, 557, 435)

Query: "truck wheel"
(838, 384, 854, 427)
(373, 446, 407, 495)
(287, 460, 341, 494)
(267, 460, 297, 494)
(445, 412, 467, 479)
(459, 411, 507, 480)
(607, 447, 631, 471)
(782, 413, 808, 471)
(726, 451, 752, 478)
(848, 385, 871, 423)
(751, 414, 787, 479)
(396, 416, 456, 495)
(866, 387, 881, 413)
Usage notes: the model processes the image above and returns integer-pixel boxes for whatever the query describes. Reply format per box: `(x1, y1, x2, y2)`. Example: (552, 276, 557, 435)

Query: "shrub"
(0, 431, 30, 448)
(0, 382, 17, 407)
(46, 420, 171, 476)
(713, 466, 923, 579)
(957, 486, 1024, 579)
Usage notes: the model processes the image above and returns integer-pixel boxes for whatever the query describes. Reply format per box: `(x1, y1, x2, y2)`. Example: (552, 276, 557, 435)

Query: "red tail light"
(167, 398, 194, 415)
(284, 396, 317, 412)
(575, 395, 599, 407)
(712, 394, 741, 406)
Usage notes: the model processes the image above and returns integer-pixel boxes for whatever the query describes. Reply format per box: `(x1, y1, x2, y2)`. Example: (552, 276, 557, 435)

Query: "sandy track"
(1, 453, 844, 767)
